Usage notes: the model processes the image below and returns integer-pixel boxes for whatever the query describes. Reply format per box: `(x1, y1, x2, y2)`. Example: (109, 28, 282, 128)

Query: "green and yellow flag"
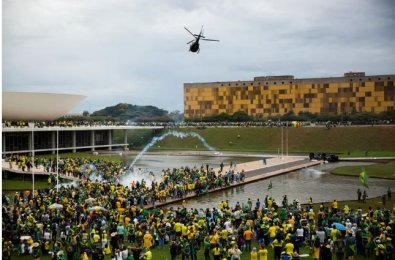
(267, 180, 273, 191)
(359, 169, 369, 188)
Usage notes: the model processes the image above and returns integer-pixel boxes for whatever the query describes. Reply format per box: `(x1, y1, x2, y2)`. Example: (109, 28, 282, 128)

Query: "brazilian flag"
(267, 180, 273, 191)
(359, 169, 369, 188)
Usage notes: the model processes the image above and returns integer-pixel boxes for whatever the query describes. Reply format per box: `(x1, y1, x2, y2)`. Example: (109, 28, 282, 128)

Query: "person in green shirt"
(203, 236, 211, 260)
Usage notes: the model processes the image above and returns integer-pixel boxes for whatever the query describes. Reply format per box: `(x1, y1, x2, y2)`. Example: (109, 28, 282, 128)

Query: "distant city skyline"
(3, 0, 395, 113)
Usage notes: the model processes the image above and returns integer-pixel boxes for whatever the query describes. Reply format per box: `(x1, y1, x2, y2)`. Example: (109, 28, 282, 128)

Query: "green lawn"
(117, 127, 395, 157)
(304, 193, 394, 215)
(331, 161, 395, 179)
(2, 178, 50, 191)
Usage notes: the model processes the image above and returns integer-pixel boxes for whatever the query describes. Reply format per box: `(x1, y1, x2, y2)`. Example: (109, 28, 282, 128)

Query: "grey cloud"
(3, 0, 395, 113)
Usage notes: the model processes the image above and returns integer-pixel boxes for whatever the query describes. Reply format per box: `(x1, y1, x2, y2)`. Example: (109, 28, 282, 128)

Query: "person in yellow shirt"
(251, 247, 258, 260)
(174, 221, 182, 237)
(268, 224, 277, 244)
(210, 231, 219, 248)
(212, 244, 221, 260)
(308, 209, 315, 222)
(80, 251, 89, 260)
(143, 231, 153, 249)
(330, 226, 339, 241)
(92, 231, 101, 246)
(258, 244, 268, 260)
(331, 200, 338, 214)
(182, 225, 189, 237)
(220, 228, 228, 246)
(142, 248, 152, 260)
(272, 237, 283, 260)
(284, 239, 294, 255)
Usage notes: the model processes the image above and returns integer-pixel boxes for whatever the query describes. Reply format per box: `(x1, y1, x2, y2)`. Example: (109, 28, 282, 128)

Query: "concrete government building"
(184, 72, 395, 119)
(2, 92, 162, 155)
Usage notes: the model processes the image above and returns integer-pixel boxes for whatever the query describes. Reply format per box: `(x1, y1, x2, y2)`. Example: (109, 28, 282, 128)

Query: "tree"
(231, 111, 251, 122)
(169, 110, 183, 122)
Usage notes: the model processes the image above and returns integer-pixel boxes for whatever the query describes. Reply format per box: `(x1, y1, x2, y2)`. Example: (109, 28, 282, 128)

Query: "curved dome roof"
(2, 92, 86, 121)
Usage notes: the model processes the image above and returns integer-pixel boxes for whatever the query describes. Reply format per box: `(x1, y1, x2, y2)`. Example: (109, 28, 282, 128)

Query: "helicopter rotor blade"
(186, 40, 195, 44)
(184, 27, 196, 37)
(201, 38, 219, 42)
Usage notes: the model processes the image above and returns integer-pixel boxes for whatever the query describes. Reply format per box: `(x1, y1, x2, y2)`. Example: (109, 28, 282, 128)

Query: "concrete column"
(72, 131, 76, 153)
(108, 130, 112, 151)
(124, 129, 128, 151)
(52, 131, 56, 154)
(91, 130, 95, 151)
(2, 132, 6, 154)
(28, 131, 33, 156)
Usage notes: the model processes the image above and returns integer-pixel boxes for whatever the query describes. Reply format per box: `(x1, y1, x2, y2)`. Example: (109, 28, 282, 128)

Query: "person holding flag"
(359, 168, 369, 188)
(267, 180, 273, 191)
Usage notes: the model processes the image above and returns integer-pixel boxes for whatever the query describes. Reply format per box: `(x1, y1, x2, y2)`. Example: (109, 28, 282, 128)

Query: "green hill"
(91, 103, 169, 121)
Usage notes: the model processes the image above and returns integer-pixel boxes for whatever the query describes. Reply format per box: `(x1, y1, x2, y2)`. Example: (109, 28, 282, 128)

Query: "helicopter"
(184, 26, 219, 53)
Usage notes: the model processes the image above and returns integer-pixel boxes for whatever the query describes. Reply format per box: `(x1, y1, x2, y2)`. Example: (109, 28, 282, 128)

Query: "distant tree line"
(186, 109, 395, 123)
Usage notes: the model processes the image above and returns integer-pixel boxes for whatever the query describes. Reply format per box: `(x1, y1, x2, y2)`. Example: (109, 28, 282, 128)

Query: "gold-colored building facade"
(184, 72, 395, 119)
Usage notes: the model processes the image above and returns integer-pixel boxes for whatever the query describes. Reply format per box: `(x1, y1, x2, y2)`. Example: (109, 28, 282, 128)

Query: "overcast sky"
(3, 0, 395, 113)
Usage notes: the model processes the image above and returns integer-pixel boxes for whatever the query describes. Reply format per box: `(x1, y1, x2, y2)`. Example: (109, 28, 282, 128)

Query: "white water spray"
(54, 180, 79, 189)
(129, 130, 215, 170)
(119, 130, 215, 187)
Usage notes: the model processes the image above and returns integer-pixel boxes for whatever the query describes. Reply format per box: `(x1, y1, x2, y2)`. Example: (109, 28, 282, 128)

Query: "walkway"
(2, 160, 80, 182)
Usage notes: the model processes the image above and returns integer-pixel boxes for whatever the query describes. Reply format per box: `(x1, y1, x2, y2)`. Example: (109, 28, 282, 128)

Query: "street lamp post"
(286, 124, 289, 157)
(56, 129, 59, 192)
(281, 125, 284, 159)
(30, 122, 35, 198)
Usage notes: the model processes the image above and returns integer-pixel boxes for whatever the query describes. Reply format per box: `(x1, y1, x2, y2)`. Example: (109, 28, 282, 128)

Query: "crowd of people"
(2, 156, 395, 260)
(4, 155, 247, 206)
(2, 177, 394, 260)
(2, 120, 126, 128)
(4, 119, 394, 129)
(5, 155, 126, 182)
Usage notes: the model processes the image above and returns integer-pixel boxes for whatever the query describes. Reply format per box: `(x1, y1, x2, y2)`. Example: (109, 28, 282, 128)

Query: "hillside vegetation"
(91, 103, 169, 121)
